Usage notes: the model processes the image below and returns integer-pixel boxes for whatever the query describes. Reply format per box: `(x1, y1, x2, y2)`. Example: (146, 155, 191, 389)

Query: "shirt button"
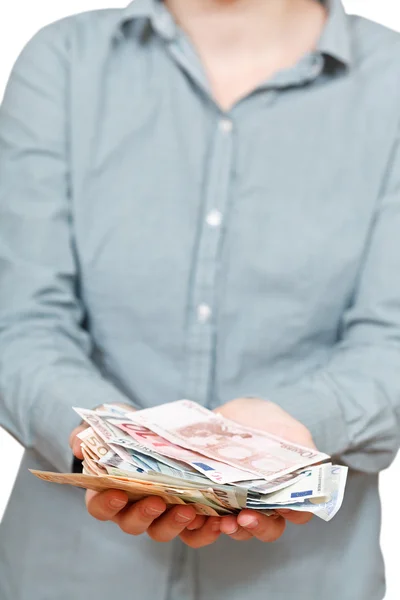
(197, 304, 212, 323)
(219, 119, 233, 133)
(206, 210, 223, 228)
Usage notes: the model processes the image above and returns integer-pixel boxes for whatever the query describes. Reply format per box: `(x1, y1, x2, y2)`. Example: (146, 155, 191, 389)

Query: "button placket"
(182, 116, 235, 404)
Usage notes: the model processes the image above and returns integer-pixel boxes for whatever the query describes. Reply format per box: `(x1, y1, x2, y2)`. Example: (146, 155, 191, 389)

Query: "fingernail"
(211, 521, 221, 532)
(271, 514, 281, 520)
(144, 507, 165, 517)
(240, 516, 258, 529)
(277, 509, 290, 515)
(225, 525, 238, 535)
(109, 498, 128, 509)
(175, 512, 193, 523)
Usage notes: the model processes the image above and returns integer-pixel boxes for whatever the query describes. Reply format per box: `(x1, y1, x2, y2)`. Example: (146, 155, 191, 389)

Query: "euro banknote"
(128, 400, 329, 481)
(31, 400, 347, 522)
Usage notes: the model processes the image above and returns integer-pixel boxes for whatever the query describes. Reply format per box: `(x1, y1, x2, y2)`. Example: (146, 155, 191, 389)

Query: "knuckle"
(289, 515, 303, 524)
(231, 530, 252, 542)
(86, 497, 104, 520)
(118, 516, 142, 536)
(119, 523, 138, 536)
(181, 538, 197, 548)
(87, 504, 109, 522)
(269, 521, 286, 542)
(147, 529, 172, 543)
(147, 518, 180, 542)
(117, 505, 153, 535)
(72, 441, 82, 456)
(256, 520, 285, 542)
(179, 532, 205, 549)
(299, 514, 313, 524)
(286, 512, 312, 525)
(136, 503, 155, 522)
(185, 537, 203, 549)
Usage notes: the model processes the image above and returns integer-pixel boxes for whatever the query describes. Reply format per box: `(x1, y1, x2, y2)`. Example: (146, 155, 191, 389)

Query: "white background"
(0, 1, 399, 598)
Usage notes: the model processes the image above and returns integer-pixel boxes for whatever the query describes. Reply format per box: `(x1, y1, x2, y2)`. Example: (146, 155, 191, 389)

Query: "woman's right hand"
(68, 405, 222, 546)
(84, 489, 222, 546)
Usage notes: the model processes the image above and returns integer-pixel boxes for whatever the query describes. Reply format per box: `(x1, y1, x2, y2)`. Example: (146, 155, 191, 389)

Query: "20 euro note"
(128, 400, 329, 482)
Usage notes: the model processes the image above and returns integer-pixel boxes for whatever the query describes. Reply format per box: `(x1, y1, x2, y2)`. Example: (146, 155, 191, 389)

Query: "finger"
(85, 489, 129, 521)
(276, 509, 314, 525)
(114, 496, 167, 535)
(220, 515, 240, 535)
(185, 514, 207, 531)
(220, 515, 253, 541)
(179, 516, 221, 549)
(229, 527, 254, 541)
(237, 510, 286, 542)
(69, 424, 88, 460)
(147, 504, 197, 543)
(219, 516, 252, 541)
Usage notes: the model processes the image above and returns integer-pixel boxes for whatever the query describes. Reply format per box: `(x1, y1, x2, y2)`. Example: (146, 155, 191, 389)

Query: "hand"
(84, 489, 222, 546)
(215, 397, 315, 447)
(214, 397, 315, 536)
(70, 403, 222, 546)
(70, 399, 312, 547)
(184, 510, 287, 545)
(83, 488, 290, 546)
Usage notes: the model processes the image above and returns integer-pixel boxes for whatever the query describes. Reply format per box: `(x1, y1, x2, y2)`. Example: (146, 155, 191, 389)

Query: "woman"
(0, 1, 399, 599)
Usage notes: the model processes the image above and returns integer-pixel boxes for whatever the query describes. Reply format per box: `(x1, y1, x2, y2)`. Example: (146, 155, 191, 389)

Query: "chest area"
(69, 59, 393, 312)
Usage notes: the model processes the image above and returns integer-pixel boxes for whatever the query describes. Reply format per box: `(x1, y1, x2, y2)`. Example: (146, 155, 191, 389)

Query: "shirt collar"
(119, 0, 155, 20)
(116, 0, 176, 40)
(317, 0, 352, 67)
(116, 0, 352, 66)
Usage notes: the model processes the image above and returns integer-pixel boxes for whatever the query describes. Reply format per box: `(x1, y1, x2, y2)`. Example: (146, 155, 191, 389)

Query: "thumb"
(69, 424, 88, 460)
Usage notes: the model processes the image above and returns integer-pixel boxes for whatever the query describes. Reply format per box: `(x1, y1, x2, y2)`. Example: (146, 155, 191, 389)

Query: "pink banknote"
(129, 400, 329, 482)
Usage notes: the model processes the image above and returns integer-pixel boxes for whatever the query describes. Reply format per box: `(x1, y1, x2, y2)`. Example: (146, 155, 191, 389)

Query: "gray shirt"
(0, 1, 399, 599)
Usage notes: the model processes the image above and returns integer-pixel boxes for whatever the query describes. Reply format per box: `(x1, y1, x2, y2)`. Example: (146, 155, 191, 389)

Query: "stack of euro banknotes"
(32, 400, 348, 521)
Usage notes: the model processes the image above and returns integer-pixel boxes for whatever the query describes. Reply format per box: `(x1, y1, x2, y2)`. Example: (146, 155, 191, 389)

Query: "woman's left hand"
(179, 396, 315, 546)
(179, 510, 285, 546)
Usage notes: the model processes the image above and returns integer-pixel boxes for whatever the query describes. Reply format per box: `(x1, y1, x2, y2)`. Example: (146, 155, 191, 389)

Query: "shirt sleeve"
(269, 137, 400, 474)
(0, 23, 136, 474)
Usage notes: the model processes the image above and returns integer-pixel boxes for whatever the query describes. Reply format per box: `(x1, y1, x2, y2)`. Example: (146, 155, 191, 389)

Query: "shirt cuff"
(268, 384, 349, 457)
(31, 371, 137, 473)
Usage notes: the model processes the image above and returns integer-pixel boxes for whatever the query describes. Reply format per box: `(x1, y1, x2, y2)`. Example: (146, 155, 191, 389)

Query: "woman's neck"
(165, 0, 325, 55)
(164, 0, 327, 110)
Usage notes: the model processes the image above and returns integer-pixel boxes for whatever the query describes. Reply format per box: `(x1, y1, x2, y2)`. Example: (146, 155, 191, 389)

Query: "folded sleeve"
(0, 22, 134, 473)
(270, 137, 400, 474)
